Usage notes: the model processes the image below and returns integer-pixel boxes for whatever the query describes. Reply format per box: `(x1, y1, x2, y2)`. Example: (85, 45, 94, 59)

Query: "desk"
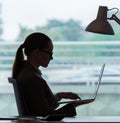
(63, 116, 120, 122)
(1, 116, 120, 122)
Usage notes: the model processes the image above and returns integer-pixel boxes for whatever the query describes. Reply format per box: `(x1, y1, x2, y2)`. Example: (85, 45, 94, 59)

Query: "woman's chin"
(42, 64, 48, 68)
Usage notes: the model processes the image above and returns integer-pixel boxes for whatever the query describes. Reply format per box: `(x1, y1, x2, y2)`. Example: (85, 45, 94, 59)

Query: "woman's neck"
(27, 58, 39, 69)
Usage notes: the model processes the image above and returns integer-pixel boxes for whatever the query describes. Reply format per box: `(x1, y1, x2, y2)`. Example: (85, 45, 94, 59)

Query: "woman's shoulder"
(18, 61, 46, 84)
(21, 61, 41, 74)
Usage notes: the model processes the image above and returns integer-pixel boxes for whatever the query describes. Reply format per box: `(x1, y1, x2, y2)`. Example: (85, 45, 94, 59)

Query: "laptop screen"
(93, 63, 105, 99)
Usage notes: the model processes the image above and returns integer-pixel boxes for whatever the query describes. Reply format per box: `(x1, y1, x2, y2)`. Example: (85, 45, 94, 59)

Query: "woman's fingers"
(55, 92, 81, 100)
(66, 92, 81, 100)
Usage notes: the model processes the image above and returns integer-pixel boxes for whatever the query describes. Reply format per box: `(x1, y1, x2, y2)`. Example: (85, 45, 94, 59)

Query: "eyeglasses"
(39, 49, 53, 57)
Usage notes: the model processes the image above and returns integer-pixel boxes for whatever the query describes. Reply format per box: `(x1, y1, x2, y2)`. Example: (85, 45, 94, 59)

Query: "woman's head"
(12, 32, 53, 78)
(23, 32, 52, 56)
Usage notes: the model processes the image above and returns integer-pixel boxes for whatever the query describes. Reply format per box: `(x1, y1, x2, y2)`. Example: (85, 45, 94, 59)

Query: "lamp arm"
(108, 14, 120, 25)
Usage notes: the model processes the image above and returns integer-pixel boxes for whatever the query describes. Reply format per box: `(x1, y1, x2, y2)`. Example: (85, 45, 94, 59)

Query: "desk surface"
(64, 116, 120, 122)
(1, 116, 120, 122)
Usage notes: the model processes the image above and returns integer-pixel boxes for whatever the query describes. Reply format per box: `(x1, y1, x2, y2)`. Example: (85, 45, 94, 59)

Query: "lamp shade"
(85, 6, 114, 35)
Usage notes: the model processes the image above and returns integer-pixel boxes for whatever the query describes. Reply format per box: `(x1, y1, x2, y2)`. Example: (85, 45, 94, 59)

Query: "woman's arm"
(55, 92, 81, 101)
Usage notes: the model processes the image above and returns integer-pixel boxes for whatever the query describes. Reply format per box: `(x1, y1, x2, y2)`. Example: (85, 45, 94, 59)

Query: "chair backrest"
(8, 77, 29, 116)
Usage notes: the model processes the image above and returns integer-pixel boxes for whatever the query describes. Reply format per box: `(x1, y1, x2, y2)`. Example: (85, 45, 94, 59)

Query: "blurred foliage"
(16, 19, 85, 42)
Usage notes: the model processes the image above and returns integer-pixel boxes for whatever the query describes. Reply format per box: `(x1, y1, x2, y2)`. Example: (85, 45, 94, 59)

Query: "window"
(0, 0, 120, 116)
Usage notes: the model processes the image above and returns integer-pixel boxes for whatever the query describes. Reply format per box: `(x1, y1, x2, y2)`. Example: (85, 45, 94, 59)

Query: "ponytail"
(12, 44, 24, 78)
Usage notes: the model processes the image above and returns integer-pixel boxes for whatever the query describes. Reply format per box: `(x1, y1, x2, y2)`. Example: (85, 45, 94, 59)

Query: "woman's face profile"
(36, 41, 54, 68)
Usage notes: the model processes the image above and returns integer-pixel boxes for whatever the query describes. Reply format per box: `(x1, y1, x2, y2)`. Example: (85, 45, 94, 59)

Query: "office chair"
(8, 77, 30, 116)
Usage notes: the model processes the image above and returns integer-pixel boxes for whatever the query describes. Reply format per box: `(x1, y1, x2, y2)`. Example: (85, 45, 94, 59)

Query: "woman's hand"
(55, 92, 81, 101)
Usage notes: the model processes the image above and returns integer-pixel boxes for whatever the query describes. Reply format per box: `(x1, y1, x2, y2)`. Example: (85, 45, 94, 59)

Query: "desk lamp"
(85, 6, 120, 35)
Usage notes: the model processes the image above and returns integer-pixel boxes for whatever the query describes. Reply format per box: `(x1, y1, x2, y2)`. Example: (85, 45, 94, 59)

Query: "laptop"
(58, 64, 105, 105)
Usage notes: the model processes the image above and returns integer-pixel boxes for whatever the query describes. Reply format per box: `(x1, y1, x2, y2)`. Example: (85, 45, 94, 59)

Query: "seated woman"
(12, 32, 82, 117)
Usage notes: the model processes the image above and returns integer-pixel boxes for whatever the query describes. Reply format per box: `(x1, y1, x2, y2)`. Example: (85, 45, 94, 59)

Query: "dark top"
(17, 61, 76, 117)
